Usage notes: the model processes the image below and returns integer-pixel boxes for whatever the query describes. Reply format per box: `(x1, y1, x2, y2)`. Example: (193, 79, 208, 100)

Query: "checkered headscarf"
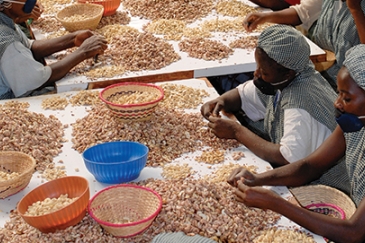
(257, 24, 311, 72)
(343, 44, 365, 90)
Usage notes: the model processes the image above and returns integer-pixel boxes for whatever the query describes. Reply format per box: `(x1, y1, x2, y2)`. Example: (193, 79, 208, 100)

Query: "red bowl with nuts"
(17, 176, 90, 233)
(78, 0, 121, 16)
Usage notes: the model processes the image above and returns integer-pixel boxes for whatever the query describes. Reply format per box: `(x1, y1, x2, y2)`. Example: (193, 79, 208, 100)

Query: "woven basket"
(99, 82, 164, 121)
(56, 3, 104, 32)
(0, 151, 36, 199)
(290, 184, 356, 219)
(88, 184, 162, 238)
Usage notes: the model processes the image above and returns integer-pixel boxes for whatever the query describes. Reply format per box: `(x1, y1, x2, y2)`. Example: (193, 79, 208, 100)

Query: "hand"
(78, 35, 108, 59)
(243, 12, 267, 32)
(74, 30, 96, 47)
(200, 99, 224, 120)
(207, 116, 240, 139)
(227, 166, 256, 187)
(234, 181, 279, 209)
(30, 2, 44, 21)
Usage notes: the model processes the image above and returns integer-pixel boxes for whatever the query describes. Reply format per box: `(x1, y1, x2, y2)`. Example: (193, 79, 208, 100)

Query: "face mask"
(335, 109, 365, 133)
(253, 77, 289, 96)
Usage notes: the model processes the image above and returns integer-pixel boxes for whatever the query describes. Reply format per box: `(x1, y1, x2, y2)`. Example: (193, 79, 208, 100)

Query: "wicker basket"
(290, 184, 356, 219)
(88, 184, 162, 238)
(0, 151, 36, 199)
(56, 3, 104, 32)
(99, 82, 164, 121)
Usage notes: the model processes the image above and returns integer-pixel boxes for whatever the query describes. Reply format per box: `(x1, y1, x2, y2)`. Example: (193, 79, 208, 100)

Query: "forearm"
(233, 125, 288, 167)
(248, 0, 290, 10)
(350, 8, 365, 43)
(31, 33, 76, 60)
(262, 8, 302, 26)
(43, 49, 87, 85)
(219, 88, 242, 113)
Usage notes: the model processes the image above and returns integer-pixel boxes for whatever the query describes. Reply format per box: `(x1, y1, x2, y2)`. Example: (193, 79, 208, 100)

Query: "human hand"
(78, 35, 108, 59)
(243, 12, 266, 32)
(30, 2, 44, 21)
(233, 181, 279, 209)
(227, 166, 256, 187)
(200, 99, 224, 120)
(207, 116, 239, 139)
(74, 30, 96, 47)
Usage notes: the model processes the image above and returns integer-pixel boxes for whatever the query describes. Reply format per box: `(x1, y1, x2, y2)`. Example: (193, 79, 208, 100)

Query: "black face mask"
(253, 77, 291, 96)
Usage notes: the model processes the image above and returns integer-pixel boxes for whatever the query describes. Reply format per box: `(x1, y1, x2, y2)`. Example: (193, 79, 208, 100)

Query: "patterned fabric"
(0, 12, 28, 58)
(311, 0, 365, 84)
(343, 44, 365, 89)
(255, 24, 338, 142)
(152, 232, 216, 243)
(259, 70, 337, 144)
(257, 24, 313, 73)
(344, 129, 365, 207)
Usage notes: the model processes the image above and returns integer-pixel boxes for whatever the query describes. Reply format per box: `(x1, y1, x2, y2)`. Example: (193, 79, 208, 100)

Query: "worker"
(201, 24, 339, 170)
(228, 44, 365, 243)
(243, 0, 365, 89)
(0, 0, 108, 99)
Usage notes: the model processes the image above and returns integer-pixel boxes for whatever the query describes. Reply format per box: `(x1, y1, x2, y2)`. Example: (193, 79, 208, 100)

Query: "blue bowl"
(82, 141, 148, 184)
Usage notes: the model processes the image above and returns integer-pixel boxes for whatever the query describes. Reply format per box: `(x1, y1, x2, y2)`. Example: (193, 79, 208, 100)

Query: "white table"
(31, 0, 326, 93)
(0, 79, 325, 242)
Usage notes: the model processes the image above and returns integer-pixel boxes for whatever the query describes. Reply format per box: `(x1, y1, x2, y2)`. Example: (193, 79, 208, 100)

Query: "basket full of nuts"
(0, 151, 36, 199)
(56, 3, 104, 32)
(99, 82, 164, 121)
(88, 184, 162, 237)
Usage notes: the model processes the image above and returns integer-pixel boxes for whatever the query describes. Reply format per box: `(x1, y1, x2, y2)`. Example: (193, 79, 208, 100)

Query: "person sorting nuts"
(227, 44, 365, 243)
(0, 0, 107, 99)
(201, 25, 344, 173)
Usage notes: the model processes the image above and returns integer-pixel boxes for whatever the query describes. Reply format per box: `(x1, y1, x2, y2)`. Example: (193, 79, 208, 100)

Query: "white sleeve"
(280, 108, 332, 163)
(290, 0, 323, 32)
(0, 41, 52, 97)
(236, 81, 266, 122)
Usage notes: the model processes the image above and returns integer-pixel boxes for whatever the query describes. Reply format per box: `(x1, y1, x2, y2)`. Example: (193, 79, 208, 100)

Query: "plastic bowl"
(88, 184, 162, 237)
(17, 176, 90, 233)
(99, 82, 164, 121)
(82, 141, 148, 184)
(78, 0, 121, 16)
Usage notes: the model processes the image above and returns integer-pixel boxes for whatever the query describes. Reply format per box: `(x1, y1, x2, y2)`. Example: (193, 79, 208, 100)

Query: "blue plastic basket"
(82, 141, 148, 184)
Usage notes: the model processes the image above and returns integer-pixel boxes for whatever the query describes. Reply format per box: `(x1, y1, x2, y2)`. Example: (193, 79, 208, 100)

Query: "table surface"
(31, 0, 326, 93)
(0, 78, 325, 242)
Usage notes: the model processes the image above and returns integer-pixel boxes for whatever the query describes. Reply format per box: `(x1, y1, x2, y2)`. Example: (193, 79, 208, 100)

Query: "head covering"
(257, 24, 311, 72)
(343, 44, 365, 90)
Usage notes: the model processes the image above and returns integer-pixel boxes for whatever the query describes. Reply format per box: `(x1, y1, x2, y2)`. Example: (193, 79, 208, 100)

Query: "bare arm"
(255, 126, 346, 186)
(206, 116, 288, 166)
(248, 0, 290, 10)
(244, 8, 301, 31)
(347, 0, 365, 44)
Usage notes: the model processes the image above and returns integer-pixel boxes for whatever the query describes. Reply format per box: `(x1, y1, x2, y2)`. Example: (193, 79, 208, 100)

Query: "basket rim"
(99, 82, 165, 108)
(305, 203, 346, 219)
(82, 141, 149, 165)
(0, 151, 36, 186)
(56, 3, 104, 23)
(88, 184, 163, 227)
